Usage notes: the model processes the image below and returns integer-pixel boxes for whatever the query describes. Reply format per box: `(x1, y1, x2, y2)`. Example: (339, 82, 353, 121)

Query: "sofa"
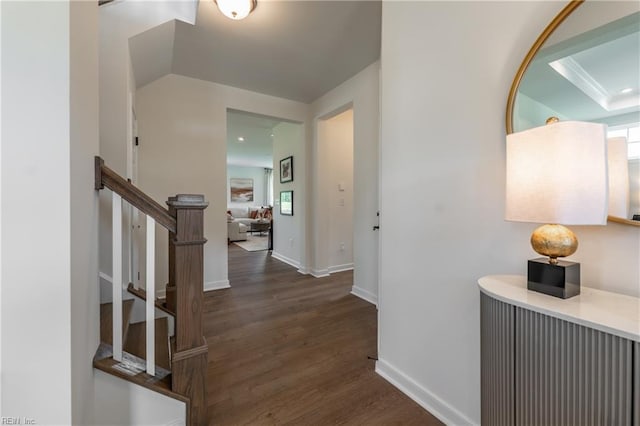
(227, 206, 272, 242)
(228, 206, 268, 226)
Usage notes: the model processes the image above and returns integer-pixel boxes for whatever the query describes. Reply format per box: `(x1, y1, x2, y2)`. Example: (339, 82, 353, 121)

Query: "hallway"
(203, 246, 442, 424)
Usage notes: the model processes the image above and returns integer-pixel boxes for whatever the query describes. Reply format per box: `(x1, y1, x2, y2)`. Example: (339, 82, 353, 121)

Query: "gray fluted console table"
(478, 275, 640, 426)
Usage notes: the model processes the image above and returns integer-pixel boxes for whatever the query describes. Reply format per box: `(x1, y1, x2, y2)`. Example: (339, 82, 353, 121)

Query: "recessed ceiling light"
(237, 137, 245, 142)
(621, 88, 634, 94)
(270, 134, 274, 138)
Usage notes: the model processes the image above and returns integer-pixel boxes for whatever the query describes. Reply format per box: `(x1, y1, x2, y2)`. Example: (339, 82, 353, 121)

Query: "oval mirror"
(506, 0, 640, 227)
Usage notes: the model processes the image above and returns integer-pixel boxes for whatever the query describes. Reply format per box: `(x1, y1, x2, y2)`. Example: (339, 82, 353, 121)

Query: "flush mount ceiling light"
(215, 0, 257, 20)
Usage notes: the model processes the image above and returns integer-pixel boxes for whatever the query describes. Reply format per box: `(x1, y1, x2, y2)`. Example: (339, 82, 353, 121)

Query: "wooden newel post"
(166, 194, 209, 426)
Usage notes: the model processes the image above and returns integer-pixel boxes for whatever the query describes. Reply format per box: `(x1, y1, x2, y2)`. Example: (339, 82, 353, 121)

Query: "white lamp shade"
(607, 137, 629, 218)
(216, 0, 255, 20)
(505, 121, 608, 225)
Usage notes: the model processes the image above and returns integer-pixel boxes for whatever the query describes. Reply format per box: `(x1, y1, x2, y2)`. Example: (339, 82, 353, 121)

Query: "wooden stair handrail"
(95, 156, 208, 425)
(95, 156, 176, 233)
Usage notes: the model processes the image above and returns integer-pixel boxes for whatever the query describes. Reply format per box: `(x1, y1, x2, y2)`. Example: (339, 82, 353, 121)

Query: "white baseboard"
(310, 268, 330, 278)
(350, 285, 377, 306)
(309, 264, 353, 278)
(329, 263, 354, 274)
(297, 265, 310, 275)
(375, 358, 476, 426)
(204, 280, 230, 292)
(271, 252, 300, 269)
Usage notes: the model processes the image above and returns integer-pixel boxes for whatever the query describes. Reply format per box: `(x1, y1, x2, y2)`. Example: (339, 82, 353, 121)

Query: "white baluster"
(146, 215, 156, 375)
(112, 192, 123, 362)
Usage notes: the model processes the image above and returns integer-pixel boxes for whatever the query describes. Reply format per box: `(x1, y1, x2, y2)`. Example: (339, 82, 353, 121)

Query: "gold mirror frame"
(505, 0, 640, 227)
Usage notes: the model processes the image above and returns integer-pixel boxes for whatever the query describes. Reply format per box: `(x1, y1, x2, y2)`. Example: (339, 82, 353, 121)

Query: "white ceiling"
(129, 0, 382, 103)
(127, 0, 380, 167)
(226, 109, 285, 168)
(127, 1, 379, 166)
(517, 9, 639, 128)
(129, 20, 176, 89)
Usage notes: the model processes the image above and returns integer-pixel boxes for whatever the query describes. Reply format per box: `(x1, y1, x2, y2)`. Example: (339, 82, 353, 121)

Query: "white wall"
(311, 62, 380, 304)
(136, 74, 309, 290)
(378, 2, 640, 425)
(70, 2, 100, 424)
(513, 92, 567, 132)
(272, 122, 306, 269)
(545, 0, 640, 47)
(2, 3, 72, 423)
(1, 1, 99, 424)
(99, 2, 196, 175)
(94, 370, 185, 426)
(98, 2, 197, 303)
(321, 110, 354, 272)
(227, 165, 267, 209)
(0, 0, 3, 414)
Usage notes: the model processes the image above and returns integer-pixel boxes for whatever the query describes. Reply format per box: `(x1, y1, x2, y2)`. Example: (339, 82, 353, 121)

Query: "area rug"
(233, 234, 269, 252)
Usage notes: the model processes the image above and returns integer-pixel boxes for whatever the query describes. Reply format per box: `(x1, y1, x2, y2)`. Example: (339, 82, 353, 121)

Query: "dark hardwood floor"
(202, 245, 442, 425)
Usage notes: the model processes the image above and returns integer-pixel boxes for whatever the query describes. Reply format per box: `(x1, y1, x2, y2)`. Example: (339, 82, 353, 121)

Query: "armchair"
(228, 221, 248, 242)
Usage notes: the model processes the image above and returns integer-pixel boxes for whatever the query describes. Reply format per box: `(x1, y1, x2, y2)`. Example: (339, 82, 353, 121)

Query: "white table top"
(478, 275, 640, 342)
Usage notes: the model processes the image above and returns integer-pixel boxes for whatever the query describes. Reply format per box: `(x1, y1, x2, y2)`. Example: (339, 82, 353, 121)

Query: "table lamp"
(505, 119, 608, 299)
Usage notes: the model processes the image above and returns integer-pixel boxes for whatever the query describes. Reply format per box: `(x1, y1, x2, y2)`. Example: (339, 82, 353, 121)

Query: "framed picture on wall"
(230, 178, 254, 202)
(280, 190, 293, 216)
(280, 156, 293, 183)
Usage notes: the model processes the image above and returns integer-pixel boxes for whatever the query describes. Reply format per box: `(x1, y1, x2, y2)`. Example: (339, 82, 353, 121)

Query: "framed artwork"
(230, 178, 253, 202)
(280, 190, 293, 216)
(280, 156, 293, 183)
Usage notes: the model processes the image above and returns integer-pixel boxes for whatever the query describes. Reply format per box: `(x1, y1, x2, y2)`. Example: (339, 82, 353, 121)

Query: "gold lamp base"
(530, 224, 578, 264)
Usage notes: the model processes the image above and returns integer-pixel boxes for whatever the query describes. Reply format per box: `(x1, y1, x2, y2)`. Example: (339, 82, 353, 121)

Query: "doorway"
(314, 101, 379, 306)
(225, 109, 305, 278)
(316, 108, 355, 275)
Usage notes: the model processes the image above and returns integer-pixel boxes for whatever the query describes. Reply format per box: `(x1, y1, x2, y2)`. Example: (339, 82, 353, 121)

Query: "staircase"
(93, 157, 208, 425)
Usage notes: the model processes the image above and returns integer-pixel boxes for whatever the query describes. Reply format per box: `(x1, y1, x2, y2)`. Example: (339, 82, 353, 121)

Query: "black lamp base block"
(527, 258, 580, 299)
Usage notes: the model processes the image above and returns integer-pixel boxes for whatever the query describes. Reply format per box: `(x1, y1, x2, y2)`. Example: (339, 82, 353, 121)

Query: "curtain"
(264, 168, 273, 206)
